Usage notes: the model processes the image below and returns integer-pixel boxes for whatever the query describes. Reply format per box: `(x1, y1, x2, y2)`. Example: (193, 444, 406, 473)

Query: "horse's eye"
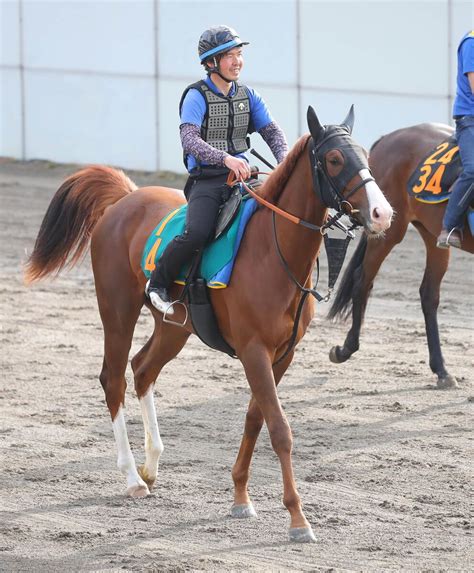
(329, 158, 340, 166)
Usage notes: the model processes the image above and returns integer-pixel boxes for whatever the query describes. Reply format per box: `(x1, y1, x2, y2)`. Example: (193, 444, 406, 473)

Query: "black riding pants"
(150, 172, 230, 289)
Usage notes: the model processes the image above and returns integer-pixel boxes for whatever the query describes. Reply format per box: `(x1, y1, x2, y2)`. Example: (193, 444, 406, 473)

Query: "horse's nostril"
(373, 207, 381, 220)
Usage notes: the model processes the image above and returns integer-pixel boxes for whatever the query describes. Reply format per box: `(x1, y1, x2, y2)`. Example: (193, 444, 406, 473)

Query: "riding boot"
(145, 233, 197, 314)
(145, 280, 174, 315)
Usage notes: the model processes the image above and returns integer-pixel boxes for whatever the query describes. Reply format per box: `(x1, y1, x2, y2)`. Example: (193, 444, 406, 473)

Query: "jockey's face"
(218, 47, 244, 81)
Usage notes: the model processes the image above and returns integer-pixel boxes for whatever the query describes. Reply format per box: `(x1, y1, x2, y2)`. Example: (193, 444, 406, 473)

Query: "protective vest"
(179, 80, 254, 162)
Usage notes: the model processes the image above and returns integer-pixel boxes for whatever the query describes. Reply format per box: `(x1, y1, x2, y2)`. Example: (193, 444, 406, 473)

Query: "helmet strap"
(206, 56, 234, 84)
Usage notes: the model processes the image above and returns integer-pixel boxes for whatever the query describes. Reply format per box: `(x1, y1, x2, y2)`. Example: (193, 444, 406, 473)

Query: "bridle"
(309, 126, 376, 228)
(238, 128, 375, 236)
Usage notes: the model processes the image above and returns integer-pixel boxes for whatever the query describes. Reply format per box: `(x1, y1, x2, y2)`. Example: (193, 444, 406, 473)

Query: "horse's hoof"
(137, 464, 156, 489)
(289, 526, 316, 543)
(231, 503, 257, 518)
(437, 374, 458, 389)
(126, 483, 150, 498)
(329, 345, 348, 364)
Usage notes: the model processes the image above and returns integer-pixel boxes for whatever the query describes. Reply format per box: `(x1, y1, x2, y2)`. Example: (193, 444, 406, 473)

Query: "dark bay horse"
(25, 106, 392, 542)
(329, 122, 473, 389)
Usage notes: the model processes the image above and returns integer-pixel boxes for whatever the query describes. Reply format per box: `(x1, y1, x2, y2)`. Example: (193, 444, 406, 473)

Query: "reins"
(230, 172, 334, 235)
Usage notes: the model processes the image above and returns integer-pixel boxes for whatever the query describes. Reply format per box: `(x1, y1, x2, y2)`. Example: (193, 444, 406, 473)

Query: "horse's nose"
(372, 204, 393, 231)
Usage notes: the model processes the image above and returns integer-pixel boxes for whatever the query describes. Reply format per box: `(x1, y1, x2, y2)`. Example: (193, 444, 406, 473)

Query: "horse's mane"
(260, 134, 311, 203)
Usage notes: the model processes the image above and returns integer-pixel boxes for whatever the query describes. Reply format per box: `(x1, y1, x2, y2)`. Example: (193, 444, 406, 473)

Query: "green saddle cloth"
(141, 196, 257, 288)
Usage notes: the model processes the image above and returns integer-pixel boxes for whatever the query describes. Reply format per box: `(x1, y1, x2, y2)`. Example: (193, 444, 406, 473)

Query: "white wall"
(1, 0, 473, 173)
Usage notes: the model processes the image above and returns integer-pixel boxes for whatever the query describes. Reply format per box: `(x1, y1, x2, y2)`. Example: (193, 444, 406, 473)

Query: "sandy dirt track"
(0, 159, 473, 572)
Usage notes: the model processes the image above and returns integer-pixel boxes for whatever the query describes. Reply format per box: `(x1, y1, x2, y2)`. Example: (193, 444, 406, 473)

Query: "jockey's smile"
(217, 47, 244, 83)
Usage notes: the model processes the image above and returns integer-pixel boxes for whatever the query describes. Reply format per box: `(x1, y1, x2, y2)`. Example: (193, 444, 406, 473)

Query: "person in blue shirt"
(146, 25, 288, 313)
(437, 30, 474, 249)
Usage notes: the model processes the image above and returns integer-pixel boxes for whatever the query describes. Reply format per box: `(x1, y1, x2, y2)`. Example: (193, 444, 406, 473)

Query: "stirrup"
(162, 300, 188, 327)
(446, 228, 462, 248)
(437, 228, 461, 249)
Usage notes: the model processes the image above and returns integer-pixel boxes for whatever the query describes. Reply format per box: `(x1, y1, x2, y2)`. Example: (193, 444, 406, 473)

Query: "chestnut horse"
(328, 122, 473, 389)
(25, 106, 392, 542)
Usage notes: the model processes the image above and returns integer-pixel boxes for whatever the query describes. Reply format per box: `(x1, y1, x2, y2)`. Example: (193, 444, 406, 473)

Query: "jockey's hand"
(224, 155, 252, 181)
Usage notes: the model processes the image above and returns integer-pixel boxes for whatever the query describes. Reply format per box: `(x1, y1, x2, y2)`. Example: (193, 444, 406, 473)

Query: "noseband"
(310, 126, 375, 223)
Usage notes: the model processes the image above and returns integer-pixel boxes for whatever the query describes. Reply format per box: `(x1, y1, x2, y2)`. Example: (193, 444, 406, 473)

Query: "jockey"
(146, 25, 288, 313)
(437, 30, 474, 249)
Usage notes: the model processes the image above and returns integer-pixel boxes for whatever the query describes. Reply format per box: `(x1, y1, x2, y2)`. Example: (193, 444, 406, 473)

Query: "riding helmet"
(198, 25, 249, 63)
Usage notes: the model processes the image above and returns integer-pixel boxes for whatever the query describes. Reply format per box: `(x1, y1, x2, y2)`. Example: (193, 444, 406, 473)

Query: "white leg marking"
(359, 168, 393, 232)
(139, 387, 164, 484)
(112, 406, 149, 496)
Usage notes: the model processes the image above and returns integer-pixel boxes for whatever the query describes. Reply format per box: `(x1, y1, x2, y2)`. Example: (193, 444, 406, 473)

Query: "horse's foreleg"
(231, 352, 294, 519)
(418, 231, 457, 388)
(231, 396, 262, 518)
(240, 346, 315, 542)
(132, 322, 190, 489)
(331, 230, 404, 363)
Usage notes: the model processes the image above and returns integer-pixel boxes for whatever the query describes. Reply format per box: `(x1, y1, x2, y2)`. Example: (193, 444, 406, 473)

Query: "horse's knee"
(244, 406, 264, 440)
(268, 419, 293, 455)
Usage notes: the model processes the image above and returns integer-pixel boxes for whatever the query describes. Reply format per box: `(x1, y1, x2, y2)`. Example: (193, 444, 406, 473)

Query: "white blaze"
(359, 168, 393, 232)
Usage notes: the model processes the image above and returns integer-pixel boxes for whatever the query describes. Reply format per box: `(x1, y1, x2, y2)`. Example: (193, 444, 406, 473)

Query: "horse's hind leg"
(96, 278, 149, 497)
(415, 225, 457, 389)
(131, 319, 190, 489)
(231, 352, 294, 519)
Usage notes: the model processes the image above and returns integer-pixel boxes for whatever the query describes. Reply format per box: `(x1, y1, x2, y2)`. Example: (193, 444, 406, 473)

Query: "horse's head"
(307, 106, 393, 235)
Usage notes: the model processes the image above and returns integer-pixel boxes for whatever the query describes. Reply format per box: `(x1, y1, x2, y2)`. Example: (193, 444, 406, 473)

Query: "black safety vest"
(179, 80, 254, 166)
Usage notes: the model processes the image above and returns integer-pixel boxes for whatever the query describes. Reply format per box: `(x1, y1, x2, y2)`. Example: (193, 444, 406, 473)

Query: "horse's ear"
(307, 106, 323, 141)
(341, 104, 355, 134)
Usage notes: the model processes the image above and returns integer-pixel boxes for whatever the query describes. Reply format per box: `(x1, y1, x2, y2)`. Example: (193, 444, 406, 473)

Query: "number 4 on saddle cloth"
(142, 186, 258, 288)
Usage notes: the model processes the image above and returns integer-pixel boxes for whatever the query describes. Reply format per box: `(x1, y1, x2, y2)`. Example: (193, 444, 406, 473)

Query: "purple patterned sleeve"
(258, 121, 289, 164)
(180, 123, 228, 167)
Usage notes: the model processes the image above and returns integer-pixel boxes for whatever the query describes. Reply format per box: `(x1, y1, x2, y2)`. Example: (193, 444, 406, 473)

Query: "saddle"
(215, 170, 261, 238)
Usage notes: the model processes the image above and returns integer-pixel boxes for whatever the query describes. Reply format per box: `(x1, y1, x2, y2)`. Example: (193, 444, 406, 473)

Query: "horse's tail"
(327, 234, 368, 321)
(24, 165, 137, 284)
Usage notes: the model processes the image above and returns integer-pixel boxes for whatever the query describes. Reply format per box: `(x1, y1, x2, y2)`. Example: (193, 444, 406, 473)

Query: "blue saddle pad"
(142, 197, 258, 288)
